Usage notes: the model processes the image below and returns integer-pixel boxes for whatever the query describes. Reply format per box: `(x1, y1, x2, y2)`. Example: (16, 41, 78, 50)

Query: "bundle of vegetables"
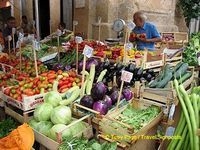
(116, 104, 160, 131)
(167, 80, 200, 150)
(183, 32, 200, 66)
(29, 90, 86, 141)
(0, 118, 17, 138)
(79, 64, 133, 115)
(97, 60, 156, 87)
(149, 62, 191, 88)
(44, 51, 83, 71)
(59, 136, 117, 150)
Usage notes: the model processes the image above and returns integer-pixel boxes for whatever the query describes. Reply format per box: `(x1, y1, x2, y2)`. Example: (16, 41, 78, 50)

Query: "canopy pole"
(34, 0, 40, 40)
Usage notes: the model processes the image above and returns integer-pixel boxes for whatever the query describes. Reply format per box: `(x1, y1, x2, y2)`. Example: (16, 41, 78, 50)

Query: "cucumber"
(59, 88, 81, 105)
(97, 69, 107, 82)
(156, 71, 173, 88)
(174, 62, 184, 72)
(178, 72, 192, 84)
(174, 63, 189, 79)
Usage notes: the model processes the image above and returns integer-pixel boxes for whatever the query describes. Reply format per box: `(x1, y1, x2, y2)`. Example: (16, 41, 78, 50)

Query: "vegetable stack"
(149, 62, 191, 88)
(167, 80, 200, 150)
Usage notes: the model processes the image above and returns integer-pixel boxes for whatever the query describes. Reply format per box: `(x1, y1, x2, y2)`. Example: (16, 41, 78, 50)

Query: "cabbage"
(70, 121, 86, 136)
(44, 91, 62, 107)
(34, 103, 53, 121)
(36, 121, 53, 136)
(28, 118, 39, 129)
(48, 124, 72, 141)
(51, 106, 72, 125)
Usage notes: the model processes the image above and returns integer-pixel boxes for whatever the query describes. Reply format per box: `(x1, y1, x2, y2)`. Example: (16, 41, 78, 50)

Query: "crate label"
(145, 61, 163, 68)
(83, 45, 93, 58)
(75, 36, 83, 44)
(23, 95, 44, 110)
(121, 70, 133, 83)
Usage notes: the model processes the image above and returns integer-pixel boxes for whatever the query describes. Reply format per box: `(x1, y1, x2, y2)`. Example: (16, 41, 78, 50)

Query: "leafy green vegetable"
(116, 105, 160, 131)
(0, 117, 17, 138)
(59, 136, 117, 150)
(183, 32, 200, 66)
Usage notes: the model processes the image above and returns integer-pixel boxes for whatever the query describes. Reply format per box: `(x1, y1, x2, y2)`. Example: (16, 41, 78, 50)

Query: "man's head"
(7, 16, 16, 28)
(133, 11, 147, 27)
(58, 22, 66, 31)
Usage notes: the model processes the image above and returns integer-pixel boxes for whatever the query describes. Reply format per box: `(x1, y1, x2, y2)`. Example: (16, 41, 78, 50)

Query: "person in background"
(20, 15, 36, 35)
(58, 22, 66, 33)
(129, 11, 161, 50)
(2, 16, 18, 52)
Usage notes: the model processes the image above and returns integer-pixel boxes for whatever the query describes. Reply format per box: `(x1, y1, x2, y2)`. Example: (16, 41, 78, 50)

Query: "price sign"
(75, 36, 83, 44)
(121, 70, 133, 83)
(8, 36, 12, 41)
(33, 40, 40, 51)
(57, 29, 62, 36)
(83, 45, 94, 58)
(125, 42, 133, 51)
(126, 21, 136, 31)
(12, 28, 16, 34)
(73, 20, 78, 26)
(18, 32, 24, 42)
(165, 127, 175, 136)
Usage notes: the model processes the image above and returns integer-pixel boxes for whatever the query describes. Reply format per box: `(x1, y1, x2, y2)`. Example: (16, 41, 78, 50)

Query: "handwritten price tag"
(18, 32, 24, 42)
(75, 36, 83, 44)
(73, 20, 78, 26)
(121, 70, 133, 83)
(33, 40, 40, 51)
(126, 21, 135, 31)
(83, 45, 94, 58)
(125, 42, 133, 51)
(8, 36, 12, 41)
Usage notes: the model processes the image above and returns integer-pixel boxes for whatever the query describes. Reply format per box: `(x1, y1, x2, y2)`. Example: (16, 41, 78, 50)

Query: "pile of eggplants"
(96, 59, 156, 87)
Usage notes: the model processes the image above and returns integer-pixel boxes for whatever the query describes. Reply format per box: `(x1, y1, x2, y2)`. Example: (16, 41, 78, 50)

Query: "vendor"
(2, 16, 18, 52)
(129, 11, 161, 50)
(20, 15, 36, 36)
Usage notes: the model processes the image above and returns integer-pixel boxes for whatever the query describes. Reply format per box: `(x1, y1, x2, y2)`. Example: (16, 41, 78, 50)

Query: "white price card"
(57, 29, 62, 36)
(33, 40, 40, 51)
(8, 35, 12, 41)
(12, 28, 16, 34)
(125, 43, 133, 51)
(126, 21, 136, 31)
(121, 70, 133, 83)
(75, 36, 83, 44)
(165, 126, 175, 136)
(18, 32, 24, 42)
(83, 45, 94, 58)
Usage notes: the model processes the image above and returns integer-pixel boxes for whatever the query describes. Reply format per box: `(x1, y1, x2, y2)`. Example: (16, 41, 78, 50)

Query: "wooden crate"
(161, 32, 188, 43)
(4, 102, 33, 123)
(2, 88, 46, 111)
(126, 50, 164, 72)
(97, 100, 163, 149)
(33, 115, 93, 150)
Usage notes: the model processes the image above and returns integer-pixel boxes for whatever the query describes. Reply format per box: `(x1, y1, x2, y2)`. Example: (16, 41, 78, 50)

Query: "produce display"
(167, 80, 200, 150)
(59, 136, 117, 150)
(149, 62, 191, 88)
(183, 32, 200, 66)
(0, 118, 17, 138)
(29, 91, 88, 141)
(116, 105, 160, 131)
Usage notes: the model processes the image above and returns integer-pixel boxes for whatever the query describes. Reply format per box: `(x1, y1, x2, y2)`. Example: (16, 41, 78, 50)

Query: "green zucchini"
(174, 62, 184, 72)
(178, 72, 192, 84)
(97, 69, 107, 82)
(86, 64, 96, 95)
(174, 63, 189, 79)
(156, 71, 173, 88)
